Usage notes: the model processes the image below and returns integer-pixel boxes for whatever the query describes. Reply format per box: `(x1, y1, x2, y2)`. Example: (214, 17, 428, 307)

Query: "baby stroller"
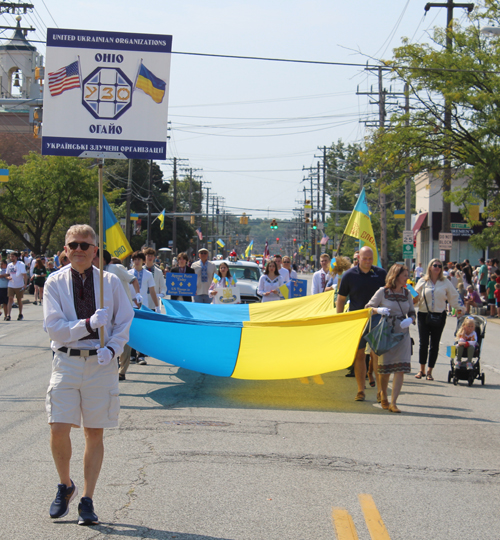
(447, 314, 486, 386)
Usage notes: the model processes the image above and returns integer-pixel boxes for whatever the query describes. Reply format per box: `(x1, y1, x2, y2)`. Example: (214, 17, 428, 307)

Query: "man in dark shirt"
(336, 246, 387, 401)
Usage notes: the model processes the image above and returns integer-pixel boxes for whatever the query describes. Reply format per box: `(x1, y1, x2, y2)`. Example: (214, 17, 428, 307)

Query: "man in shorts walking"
(6, 251, 27, 320)
(44, 225, 133, 525)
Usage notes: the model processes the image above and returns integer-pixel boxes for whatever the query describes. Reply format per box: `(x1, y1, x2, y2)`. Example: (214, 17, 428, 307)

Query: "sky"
(3, 0, 477, 219)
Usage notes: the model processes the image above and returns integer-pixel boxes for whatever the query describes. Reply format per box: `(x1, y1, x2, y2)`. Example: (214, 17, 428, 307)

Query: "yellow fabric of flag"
(343, 187, 379, 265)
(232, 309, 370, 380)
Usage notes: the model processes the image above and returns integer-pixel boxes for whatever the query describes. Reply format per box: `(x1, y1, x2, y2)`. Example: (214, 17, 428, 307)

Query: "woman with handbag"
(415, 258, 463, 380)
(365, 264, 415, 413)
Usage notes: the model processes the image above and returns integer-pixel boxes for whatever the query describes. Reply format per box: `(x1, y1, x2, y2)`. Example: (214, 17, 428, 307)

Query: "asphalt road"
(1, 294, 500, 540)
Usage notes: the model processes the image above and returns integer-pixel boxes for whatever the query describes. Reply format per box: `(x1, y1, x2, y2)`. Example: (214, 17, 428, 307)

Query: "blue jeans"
(194, 294, 211, 304)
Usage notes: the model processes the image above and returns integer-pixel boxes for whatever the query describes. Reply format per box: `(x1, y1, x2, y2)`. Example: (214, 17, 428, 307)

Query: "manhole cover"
(164, 420, 232, 427)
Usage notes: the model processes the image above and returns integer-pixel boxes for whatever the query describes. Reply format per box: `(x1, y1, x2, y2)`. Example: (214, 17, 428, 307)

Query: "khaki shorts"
(46, 350, 120, 429)
(8, 287, 24, 300)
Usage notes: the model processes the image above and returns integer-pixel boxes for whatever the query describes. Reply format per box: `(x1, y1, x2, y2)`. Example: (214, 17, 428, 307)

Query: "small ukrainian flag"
(135, 62, 166, 104)
(217, 239, 225, 248)
(103, 196, 133, 260)
(158, 209, 165, 230)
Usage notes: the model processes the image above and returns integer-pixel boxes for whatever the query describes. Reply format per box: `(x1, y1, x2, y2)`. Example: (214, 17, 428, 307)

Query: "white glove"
(134, 293, 143, 304)
(377, 307, 391, 316)
(400, 317, 413, 329)
(155, 305, 162, 314)
(97, 347, 113, 366)
(90, 308, 109, 329)
(157, 293, 165, 299)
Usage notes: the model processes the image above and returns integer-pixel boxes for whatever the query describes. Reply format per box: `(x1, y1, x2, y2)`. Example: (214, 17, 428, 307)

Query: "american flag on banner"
(320, 233, 329, 245)
(196, 227, 203, 241)
(48, 60, 81, 97)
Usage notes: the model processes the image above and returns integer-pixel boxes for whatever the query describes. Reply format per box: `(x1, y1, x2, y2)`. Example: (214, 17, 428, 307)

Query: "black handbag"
(422, 283, 442, 328)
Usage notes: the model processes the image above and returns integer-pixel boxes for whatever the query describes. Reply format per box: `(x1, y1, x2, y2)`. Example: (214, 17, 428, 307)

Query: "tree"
(0, 153, 97, 254)
(361, 0, 500, 248)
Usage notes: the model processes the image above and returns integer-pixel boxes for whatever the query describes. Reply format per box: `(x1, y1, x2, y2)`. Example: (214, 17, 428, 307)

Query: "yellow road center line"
(299, 377, 309, 384)
(312, 374, 324, 385)
(359, 494, 391, 540)
(332, 508, 359, 540)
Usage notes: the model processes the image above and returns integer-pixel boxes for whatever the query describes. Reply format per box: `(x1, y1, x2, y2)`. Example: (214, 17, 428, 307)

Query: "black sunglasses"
(432, 264, 442, 268)
(67, 242, 95, 251)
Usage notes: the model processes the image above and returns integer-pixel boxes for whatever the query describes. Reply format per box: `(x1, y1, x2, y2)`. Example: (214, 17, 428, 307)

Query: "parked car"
(214, 260, 262, 303)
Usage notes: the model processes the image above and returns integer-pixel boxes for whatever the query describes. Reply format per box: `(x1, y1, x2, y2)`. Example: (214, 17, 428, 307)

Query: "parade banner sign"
(166, 273, 197, 296)
(213, 286, 241, 305)
(42, 28, 172, 159)
(291, 279, 307, 298)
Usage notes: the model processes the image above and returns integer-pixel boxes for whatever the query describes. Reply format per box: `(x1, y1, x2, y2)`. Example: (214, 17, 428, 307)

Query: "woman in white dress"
(209, 262, 238, 303)
(258, 260, 283, 302)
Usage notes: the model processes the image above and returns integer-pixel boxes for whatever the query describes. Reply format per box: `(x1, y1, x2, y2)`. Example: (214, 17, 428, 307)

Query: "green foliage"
(0, 153, 97, 254)
(361, 1, 500, 247)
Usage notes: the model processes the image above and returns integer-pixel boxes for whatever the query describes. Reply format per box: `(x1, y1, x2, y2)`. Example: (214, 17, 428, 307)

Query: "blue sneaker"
(78, 497, 99, 526)
(49, 480, 78, 518)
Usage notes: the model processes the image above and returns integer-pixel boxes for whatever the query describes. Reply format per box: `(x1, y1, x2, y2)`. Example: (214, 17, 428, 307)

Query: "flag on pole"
(342, 187, 379, 266)
(48, 60, 81, 97)
(217, 238, 225, 248)
(263, 241, 269, 265)
(245, 240, 254, 258)
(320, 233, 329, 245)
(102, 196, 133, 260)
(158, 209, 165, 230)
(196, 227, 203, 241)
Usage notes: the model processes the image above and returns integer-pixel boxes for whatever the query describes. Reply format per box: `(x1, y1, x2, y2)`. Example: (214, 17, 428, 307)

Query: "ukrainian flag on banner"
(245, 240, 253, 258)
(217, 239, 225, 248)
(343, 187, 379, 266)
(102, 196, 133, 260)
(135, 62, 166, 104)
(158, 209, 165, 230)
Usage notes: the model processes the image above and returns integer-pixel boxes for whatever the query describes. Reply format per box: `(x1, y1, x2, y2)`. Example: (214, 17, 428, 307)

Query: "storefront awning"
(413, 212, 428, 238)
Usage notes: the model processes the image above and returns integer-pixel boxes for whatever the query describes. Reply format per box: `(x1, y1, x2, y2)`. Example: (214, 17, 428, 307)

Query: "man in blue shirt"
(336, 246, 387, 401)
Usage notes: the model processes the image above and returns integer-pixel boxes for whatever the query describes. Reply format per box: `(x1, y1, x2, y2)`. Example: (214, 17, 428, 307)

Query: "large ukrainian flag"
(102, 196, 133, 260)
(128, 291, 371, 380)
(343, 187, 379, 266)
(135, 62, 166, 104)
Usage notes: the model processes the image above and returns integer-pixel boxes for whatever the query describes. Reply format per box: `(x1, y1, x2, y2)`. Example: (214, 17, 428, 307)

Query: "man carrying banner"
(43, 225, 134, 525)
(336, 246, 386, 401)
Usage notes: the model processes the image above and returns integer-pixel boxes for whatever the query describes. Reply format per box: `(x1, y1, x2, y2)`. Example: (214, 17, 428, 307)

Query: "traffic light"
(293, 238, 297, 243)
(240, 212, 249, 225)
(33, 107, 42, 138)
(312, 220, 317, 230)
(270, 219, 278, 230)
(276, 237, 280, 244)
(190, 212, 195, 225)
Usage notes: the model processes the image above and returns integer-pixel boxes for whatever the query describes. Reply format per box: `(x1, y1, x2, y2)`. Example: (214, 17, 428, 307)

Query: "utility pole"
(172, 157, 177, 255)
(125, 159, 133, 242)
(404, 84, 412, 273)
(205, 186, 210, 251)
(147, 159, 153, 247)
(378, 66, 388, 270)
(424, 1, 474, 262)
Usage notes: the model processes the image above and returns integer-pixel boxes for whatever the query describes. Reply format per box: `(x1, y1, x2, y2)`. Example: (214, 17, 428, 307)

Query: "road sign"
(42, 28, 172, 160)
(403, 230, 413, 244)
(402, 243, 414, 259)
(439, 232, 453, 250)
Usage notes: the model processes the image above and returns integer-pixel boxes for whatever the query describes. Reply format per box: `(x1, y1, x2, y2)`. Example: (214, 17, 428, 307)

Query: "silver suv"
(214, 260, 262, 303)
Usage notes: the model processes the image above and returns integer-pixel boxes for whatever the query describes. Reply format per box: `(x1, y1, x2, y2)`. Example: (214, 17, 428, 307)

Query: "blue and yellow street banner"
(394, 210, 405, 219)
(135, 61, 166, 104)
(158, 209, 165, 230)
(102, 196, 133, 260)
(343, 187, 379, 265)
(217, 238, 225, 248)
(165, 272, 197, 296)
(130, 213, 139, 221)
(0, 169, 9, 182)
(130, 293, 370, 379)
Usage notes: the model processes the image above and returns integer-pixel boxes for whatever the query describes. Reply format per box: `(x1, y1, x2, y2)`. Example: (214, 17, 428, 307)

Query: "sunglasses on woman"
(432, 264, 442, 268)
